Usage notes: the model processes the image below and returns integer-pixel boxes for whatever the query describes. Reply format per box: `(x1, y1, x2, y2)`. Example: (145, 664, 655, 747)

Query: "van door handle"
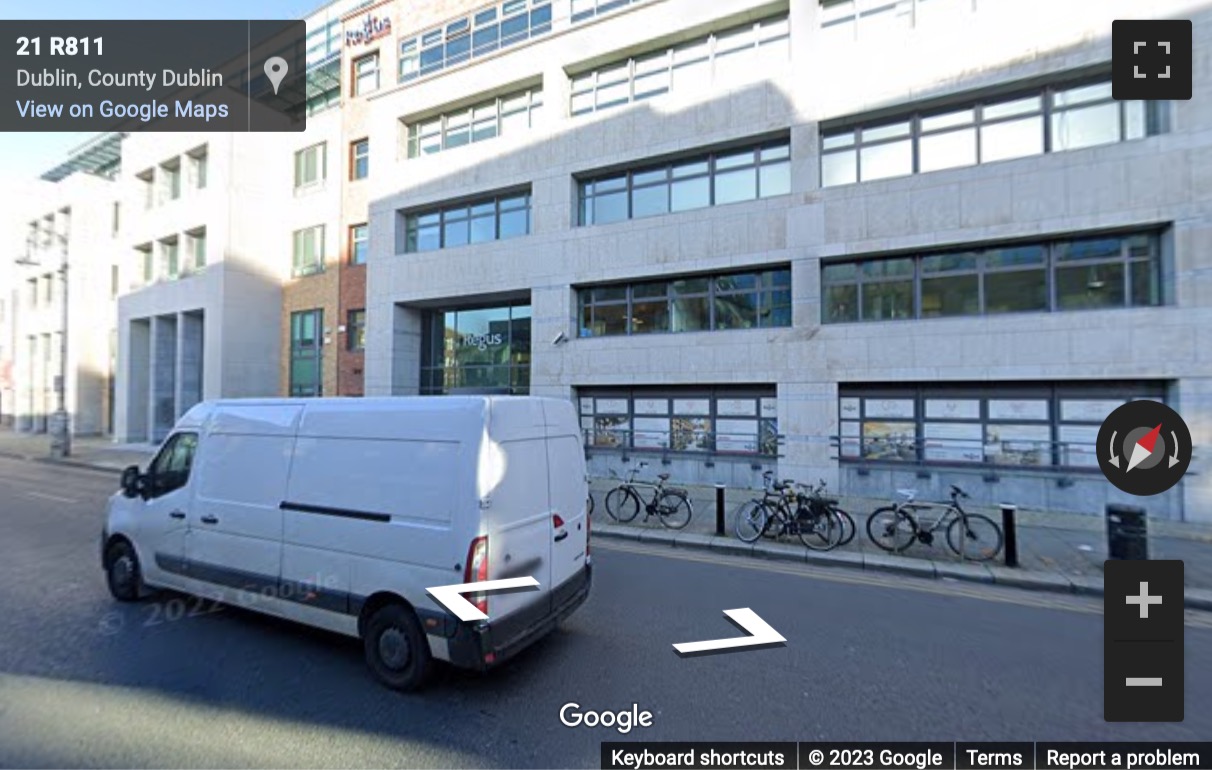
(200, 515, 219, 525)
(169, 511, 186, 520)
(554, 532, 569, 543)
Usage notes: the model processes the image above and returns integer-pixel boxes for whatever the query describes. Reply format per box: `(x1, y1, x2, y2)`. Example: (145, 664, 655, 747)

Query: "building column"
(530, 285, 572, 401)
(778, 381, 841, 491)
(388, 304, 422, 396)
(150, 315, 178, 443)
(176, 311, 204, 419)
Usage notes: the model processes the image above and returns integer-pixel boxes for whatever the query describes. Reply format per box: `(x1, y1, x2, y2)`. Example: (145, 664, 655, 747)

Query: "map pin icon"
(265, 56, 288, 95)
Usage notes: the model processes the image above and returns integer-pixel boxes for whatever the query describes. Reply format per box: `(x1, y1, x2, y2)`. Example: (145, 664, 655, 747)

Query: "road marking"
(595, 540, 1212, 630)
(426, 577, 540, 621)
(25, 491, 79, 504)
(673, 608, 785, 655)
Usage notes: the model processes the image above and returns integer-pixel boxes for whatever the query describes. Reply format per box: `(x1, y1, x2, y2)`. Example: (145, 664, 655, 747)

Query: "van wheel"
(105, 541, 145, 602)
(363, 604, 433, 691)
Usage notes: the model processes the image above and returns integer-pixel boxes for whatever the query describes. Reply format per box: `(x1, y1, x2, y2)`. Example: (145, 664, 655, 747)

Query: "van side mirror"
(120, 465, 145, 499)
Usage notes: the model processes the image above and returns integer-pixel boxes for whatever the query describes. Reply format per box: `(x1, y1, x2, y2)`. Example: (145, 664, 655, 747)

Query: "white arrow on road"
(426, 577, 539, 622)
(672, 608, 786, 655)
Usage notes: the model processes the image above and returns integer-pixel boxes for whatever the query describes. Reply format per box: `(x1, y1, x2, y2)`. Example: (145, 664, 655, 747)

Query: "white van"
(101, 396, 592, 690)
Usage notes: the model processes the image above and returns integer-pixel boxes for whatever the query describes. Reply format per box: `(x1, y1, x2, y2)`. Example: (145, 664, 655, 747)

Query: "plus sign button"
(1112, 19, 1193, 100)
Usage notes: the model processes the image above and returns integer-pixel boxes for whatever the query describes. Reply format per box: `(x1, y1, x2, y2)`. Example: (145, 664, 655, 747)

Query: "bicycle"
(603, 462, 693, 529)
(794, 480, 856, 549)
(735, 471, 839, 550)
(865, 484, 1003, 561)
(587, 493, 595, 517)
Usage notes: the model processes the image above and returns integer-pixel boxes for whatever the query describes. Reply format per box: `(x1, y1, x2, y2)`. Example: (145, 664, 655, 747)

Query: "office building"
(352, 0, 1212, 520)
(8, 135, 123, 436)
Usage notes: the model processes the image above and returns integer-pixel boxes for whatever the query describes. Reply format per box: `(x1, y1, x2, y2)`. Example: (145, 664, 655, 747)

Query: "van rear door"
(481, 428, 553, 627)
(543, 401, 589, 611)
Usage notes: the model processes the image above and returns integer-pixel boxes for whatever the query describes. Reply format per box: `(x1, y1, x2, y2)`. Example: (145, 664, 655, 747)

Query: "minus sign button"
(1126, 678, 1164, 687)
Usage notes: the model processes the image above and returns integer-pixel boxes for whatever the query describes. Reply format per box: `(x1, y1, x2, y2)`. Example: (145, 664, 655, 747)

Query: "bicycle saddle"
(896, 488, 918, 501)
(658, 472, 671, 481)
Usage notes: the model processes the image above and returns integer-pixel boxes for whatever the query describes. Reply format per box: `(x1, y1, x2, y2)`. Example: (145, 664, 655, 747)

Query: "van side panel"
(187, 430, 292, 586)
(285, 435, 468, 619)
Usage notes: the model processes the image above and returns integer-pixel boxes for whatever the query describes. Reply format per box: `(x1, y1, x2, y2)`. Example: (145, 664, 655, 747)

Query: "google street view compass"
(1097, 400, 1191, 496)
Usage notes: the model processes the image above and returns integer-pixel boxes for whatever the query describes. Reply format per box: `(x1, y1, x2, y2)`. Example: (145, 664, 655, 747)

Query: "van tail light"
(465, 535, 489, 617)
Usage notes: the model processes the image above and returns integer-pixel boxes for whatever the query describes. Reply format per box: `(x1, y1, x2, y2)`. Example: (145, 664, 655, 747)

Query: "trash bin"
(1106, 504, 1148, 560)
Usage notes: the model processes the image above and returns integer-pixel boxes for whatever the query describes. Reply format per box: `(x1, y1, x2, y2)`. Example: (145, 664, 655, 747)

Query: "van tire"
(105, 540, 145, 602)
(363, 604, 434, 691)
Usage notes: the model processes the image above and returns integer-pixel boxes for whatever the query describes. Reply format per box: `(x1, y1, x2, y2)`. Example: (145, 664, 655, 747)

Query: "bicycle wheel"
(605, 486, 639, 523)
(657, 492, 693, 530)
(587, 494, 595, 517)
(833, 508, 857, 547)
(866, 507, 917, 553)
(946, 513, 1004, 561)
(734, 500, 769, 543)
(798, 509, 839, 551)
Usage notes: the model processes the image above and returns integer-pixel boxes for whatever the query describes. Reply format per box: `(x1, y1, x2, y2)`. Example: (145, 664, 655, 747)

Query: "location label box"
(0, 21, 306, 132)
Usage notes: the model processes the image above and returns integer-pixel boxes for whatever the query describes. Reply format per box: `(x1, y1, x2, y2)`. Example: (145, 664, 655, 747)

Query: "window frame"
(354, 52, 380, 96)
(289, 309, 324, 398)
(406, 87, 543, 158)
(402, 190, 532, 253)
(351, 138, 370, 180)
(838, 382, 1166, 471)
(579, 266, 792, 338)
(821, 77, 1166, 186)
(293, 142, 327, 189)
(146, 431, 200, 498)
(399, 0, 554, 83)
(349, 223, 369, 265)
(346, 309, 367, 351)
(569, 14, 789, 117)
(292, 225, 327, 277)
(821, 230, 1164, 324)
(577, 138, 791, 226)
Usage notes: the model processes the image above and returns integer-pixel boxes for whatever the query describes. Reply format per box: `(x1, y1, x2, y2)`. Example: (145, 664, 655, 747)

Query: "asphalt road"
(1, 456, 1210, 769)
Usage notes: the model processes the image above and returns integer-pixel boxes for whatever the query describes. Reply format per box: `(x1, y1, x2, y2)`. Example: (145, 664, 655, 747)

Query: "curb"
(0, 448, 133, 475)
(592, 525, 1212, 611)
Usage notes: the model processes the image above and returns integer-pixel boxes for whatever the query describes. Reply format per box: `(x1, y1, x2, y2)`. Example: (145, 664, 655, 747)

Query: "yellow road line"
(596, 540, 1212, 630)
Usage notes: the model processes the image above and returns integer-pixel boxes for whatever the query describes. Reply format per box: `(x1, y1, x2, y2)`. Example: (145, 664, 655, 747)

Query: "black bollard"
(1001, 504, 1018, 568)
(715, 484, 726, 536)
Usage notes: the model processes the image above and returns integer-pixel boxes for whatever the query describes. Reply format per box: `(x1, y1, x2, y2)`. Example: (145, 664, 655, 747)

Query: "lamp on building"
(13, 229, 70, 458)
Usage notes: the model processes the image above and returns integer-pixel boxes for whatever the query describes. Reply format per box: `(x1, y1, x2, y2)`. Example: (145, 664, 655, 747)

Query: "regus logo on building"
(345, 16, 391, 47)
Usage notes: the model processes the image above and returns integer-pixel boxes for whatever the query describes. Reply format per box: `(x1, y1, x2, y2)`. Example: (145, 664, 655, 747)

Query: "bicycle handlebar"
(950, 484, 969, 499)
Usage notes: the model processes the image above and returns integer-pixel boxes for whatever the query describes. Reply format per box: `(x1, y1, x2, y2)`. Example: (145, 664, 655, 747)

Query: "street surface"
(1, 456, 1209, 768)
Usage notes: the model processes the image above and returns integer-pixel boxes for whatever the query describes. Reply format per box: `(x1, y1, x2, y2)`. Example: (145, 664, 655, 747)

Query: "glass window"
(861, 280, 913, 321)
(294, 143, 326, 188)
(1052, 102, 1121, 151)
(350, 224, 368, 265)
(714, 167, 757, 204)
(404, 192, 529, 252)
(860, 140, 912, 180)
(979, 115, 1044, 162)
(920, 273, 979, 317)
(1055, 262, 1125, 310)
(822, 150, 857, 187)
(919, 128, 976, 172)
(347, 310, 366, 351)
(292, 226, 325, 276)
(355, 53, 379, 95)
(351, 139, 369, 180)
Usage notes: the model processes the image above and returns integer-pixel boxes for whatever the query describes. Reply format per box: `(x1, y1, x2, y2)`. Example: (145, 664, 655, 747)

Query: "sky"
(0, 0, 317, 182)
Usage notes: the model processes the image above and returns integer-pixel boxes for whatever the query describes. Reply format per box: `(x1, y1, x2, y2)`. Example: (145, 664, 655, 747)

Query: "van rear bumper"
(445, 561, 592, 672)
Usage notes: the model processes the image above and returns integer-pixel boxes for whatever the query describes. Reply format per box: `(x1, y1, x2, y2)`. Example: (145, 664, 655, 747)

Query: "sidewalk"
(588, 479, 1212, 609)
(0, 429, 155, 472)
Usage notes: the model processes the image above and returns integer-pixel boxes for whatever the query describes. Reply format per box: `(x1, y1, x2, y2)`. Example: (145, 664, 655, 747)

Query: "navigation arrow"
(426, 577, 539, 622)
(673, 608, 786, 657)
(1108, 431, 1121, 469)
(1169, 430, 1181, 469)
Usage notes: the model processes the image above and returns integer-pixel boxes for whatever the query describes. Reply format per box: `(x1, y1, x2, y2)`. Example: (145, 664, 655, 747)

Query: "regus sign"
(346, 16, 391, 47)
